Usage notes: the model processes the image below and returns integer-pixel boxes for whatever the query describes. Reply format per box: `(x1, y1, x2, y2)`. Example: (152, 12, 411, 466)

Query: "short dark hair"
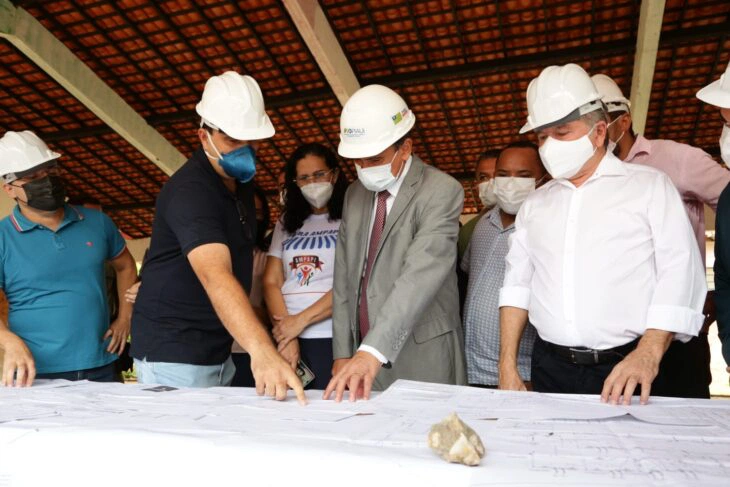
(283, 143, 348, 234)
(479, 148, 501, 161)
(393, 134, 409, 150)
(499, 141, 539, 154)
(476, 148, 500, 171)
(497, 141, 545, 174)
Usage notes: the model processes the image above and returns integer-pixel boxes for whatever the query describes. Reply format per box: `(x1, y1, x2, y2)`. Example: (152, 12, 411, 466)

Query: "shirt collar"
(591, 151, 628, 178)
(486, 206, 514, 231)
(387, 155, 412, 198)
(10, 204, 83, 233)
(625, 134, 652, 161)
(193, 146, 245, 199)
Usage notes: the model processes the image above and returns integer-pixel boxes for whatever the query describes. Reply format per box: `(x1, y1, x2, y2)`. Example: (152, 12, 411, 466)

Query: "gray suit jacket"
(332, 155, 467, 389)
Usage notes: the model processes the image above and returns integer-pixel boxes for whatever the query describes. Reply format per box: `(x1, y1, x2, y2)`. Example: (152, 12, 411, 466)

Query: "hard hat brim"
(224, 118, 276, 141)
(697, 80, 730, 108)
(338, 138, 395, 159)
(6, 158, 60, 181)
(196, 104, 276, 141)
(605, 102, 630, 114)
(522, 100, 603, 134)
(337, 116, 415, 159)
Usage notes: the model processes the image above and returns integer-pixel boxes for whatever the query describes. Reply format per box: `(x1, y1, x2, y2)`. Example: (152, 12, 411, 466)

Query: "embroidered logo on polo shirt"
(86, 241, 93, 247)
(289, 255, 323, 287)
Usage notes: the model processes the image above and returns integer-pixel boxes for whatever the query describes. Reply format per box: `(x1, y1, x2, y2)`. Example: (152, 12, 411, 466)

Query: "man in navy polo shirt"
(130, 71, 305, 403)
(0, 130, 138, 386)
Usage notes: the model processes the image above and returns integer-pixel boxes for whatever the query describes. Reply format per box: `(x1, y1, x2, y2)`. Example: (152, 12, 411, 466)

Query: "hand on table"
(0, 331, 35, 387)
(331, 358, 348, 377)
(498, 364, 527, 391)
(250, 345, 307, 405)
(323, 351, 381, 402)
(601, 347, 661, 405)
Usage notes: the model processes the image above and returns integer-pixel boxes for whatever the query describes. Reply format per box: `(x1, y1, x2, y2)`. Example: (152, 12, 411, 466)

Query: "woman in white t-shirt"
(263, 143, 348, 389)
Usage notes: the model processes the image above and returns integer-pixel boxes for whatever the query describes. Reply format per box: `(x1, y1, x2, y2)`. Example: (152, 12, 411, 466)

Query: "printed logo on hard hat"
(343, 128, 366, 138)
(391, 108, 409, 125)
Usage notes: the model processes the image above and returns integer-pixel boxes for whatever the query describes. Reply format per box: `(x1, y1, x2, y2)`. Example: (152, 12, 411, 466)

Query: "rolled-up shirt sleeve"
(499, 204, 533, 310)
(646, 172, 707, 341)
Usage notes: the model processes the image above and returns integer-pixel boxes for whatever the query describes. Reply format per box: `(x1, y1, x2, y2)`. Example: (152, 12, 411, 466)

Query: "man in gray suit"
(324, 84, 466, 402)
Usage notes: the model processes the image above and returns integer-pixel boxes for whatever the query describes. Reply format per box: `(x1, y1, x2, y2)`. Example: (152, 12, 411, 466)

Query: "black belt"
(542, 338, 640, 365)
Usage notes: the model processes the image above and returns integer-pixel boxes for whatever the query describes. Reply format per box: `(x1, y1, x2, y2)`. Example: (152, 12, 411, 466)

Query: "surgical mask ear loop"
(391, 147, 406, 181)
(204, 130, 223, 161)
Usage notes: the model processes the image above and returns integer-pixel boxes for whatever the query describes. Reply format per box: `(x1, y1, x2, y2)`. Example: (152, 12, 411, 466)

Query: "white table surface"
(0, 379, 729, 487)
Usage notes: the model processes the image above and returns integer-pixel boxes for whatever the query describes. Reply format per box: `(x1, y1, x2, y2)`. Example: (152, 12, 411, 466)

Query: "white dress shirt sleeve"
(499, 202, 533, 310)
(645, 173, 707, 341)
(357, 344, 389, 364)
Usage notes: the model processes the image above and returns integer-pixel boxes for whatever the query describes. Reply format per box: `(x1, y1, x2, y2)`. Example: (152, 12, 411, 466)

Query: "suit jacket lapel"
(374, 156, 424, 259)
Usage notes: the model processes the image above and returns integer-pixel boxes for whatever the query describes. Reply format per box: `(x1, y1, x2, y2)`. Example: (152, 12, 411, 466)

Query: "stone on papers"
(427, 412, 485, 466)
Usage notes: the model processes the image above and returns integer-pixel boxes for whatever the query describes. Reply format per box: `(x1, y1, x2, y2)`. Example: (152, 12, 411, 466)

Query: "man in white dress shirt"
(498, 64, 707, 405)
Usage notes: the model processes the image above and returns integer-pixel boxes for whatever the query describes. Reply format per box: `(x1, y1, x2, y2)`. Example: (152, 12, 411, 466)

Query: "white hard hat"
(591, 73, 631, 113)
(338, 84, 416, 159)
(0, 130, 60, 182)
(697, 61, 730, 109)
(520, 64, 602, 134)
(195, 71, 275, 141)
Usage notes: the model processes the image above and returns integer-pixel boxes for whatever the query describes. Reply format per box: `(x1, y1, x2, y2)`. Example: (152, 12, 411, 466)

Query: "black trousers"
(299, 338, 334, 390)
(230, 353, 256, 388)
(531, 334, 711, 398)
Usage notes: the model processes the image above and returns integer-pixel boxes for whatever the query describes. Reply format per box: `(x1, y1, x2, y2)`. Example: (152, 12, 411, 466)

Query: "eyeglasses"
(293, 168, 334, 185)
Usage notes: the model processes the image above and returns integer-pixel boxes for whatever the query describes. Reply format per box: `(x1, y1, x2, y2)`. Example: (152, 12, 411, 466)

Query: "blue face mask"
(205, 131, 257, 183)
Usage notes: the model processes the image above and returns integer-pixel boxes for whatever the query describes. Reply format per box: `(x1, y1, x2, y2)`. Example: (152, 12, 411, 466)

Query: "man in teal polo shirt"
(0, 130, 137, 387)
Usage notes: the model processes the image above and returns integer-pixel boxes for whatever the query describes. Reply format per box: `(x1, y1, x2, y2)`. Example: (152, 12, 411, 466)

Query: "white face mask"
(355, 149, 403, 192)
(721, 124, 730, 165)
(538, 126, 598, 180)
(494, 177, 536, 215)
(300, 182, 333, 209)
(477, 179, 497, 208)
(606, 115, 626, 156)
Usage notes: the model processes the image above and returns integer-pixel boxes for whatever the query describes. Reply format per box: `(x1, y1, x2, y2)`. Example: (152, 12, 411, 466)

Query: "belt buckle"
(568, 347, 599, 365)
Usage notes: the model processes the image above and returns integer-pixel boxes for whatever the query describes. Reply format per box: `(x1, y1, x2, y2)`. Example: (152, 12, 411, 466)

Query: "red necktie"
(359, 190, 389, 340)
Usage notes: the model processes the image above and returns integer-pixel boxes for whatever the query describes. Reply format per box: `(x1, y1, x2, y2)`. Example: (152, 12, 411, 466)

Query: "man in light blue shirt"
(462, 142, 546, 387)
(0, 130, 137, 386)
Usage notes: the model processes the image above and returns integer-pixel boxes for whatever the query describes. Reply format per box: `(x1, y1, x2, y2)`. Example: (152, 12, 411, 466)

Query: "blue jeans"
(134, 356, 235, 388)
(35, 362, 118, 382)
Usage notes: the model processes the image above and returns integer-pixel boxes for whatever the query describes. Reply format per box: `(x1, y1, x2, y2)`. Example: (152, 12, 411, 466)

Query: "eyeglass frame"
(292, 168, 336, 186)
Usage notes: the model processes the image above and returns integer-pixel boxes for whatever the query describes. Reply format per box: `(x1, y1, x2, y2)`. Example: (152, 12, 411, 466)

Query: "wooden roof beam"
(0, 0, 186, 175)
(629, 0, 666, 135)
(282, 0, 360, 106)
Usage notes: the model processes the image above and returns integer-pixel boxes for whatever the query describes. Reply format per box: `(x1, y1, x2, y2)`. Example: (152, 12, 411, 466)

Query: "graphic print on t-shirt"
(282, 227, 338, 287)
(290, 255, 323, 286)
